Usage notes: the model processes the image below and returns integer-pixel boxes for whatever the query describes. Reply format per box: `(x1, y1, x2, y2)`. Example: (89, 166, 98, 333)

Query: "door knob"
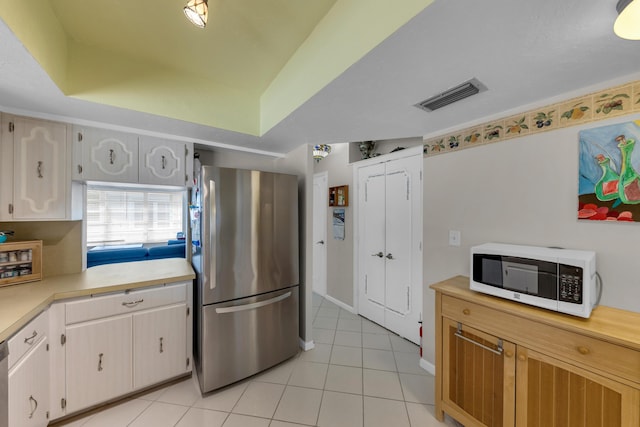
(386, 253, 394, 260)
(371, 252, 384, 258)
(316, 240, 325, 245)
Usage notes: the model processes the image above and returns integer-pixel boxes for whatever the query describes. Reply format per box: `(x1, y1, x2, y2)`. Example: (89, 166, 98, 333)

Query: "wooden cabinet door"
(516, 347, 640, 427)
(77, 127, 138, 183)
(442, 318, 516, 427)
(8, 337, 49, 427)
(138, 137, 185, 186)
(65, 315, 132, 413)
(12, 118, 68, 219)
(132, 304, 187, 389)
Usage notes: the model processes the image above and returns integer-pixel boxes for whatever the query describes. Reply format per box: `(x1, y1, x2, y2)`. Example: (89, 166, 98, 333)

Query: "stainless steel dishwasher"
(0, 340, 7, 427)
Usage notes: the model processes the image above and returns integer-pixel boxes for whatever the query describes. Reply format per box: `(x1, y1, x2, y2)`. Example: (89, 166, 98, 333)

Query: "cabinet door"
(132, 304, 187, 389)
(77, 127, 138, 183)
(9, 337, 49, 427)
(65, 315, 132, 414)
(442, 319, 516, 427)
(516, 347, 640, 427)
(138, 137, 186, 186)
(12, 118, 68, 219)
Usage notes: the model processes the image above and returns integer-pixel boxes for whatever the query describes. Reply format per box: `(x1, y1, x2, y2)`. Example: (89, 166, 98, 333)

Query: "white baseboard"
(299, 338, 315, 351)
(324, 294, 355, 314)
(420, 358, 436, 376)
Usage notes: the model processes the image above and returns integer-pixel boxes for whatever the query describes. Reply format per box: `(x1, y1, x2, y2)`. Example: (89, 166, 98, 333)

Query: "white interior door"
(384, 155, 422, 344)
(312, 172, 328, 296)
(358, 163, 386, 326)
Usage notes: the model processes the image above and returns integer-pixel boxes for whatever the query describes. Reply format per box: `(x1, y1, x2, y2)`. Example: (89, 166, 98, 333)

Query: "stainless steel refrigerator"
(191, 166, 300, 393)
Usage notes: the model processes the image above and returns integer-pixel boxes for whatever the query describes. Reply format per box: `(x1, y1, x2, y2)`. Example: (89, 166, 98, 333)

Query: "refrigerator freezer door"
(199, 167, 299, 305)
(196, 286, 299, 393)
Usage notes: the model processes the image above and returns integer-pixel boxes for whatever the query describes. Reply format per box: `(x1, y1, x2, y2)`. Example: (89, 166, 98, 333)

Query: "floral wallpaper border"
(423, 80, 640, 157)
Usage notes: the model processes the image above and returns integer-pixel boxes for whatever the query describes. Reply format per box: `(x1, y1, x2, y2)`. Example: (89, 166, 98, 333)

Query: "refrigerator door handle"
(207, 178, 217, 290)
(215, 291, 292, 314)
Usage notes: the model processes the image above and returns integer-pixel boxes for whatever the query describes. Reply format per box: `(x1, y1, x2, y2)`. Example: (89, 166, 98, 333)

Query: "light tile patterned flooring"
(53, 294, 460, 427)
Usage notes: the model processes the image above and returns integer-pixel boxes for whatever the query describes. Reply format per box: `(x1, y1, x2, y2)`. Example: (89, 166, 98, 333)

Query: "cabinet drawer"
(66, 282, 187, 325)
(442, 295, 640, 385)
(8, 310, 48, 369)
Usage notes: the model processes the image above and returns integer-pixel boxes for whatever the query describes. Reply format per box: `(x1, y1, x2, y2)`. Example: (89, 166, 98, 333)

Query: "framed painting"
(579, 120, 640, 222)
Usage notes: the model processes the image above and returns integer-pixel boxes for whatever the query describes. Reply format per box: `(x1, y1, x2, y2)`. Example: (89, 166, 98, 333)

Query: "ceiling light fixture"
(313, 144, 332, 162)
(184, 0, 208, 28)
(614, 0, 640, 40)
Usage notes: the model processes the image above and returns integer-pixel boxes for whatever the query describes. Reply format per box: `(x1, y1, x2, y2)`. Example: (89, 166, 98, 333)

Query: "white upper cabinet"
(74, 127, 139, 183)
(0, 115, 81, 221)
(138, 137, 188, 186)
(73, 127, 192, 187)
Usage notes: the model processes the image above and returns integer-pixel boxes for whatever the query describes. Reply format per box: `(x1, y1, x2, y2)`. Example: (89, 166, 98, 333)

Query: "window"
(86, 186, 185, 247)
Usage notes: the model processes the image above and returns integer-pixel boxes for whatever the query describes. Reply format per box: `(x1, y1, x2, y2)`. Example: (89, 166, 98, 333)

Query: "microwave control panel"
(558, 264, 583, 304)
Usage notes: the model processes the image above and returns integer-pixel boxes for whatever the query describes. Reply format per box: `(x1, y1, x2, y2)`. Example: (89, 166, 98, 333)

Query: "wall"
(421, 113, 640, 368)
(313, 143, 355, 306)
(0, 221, 83, 277)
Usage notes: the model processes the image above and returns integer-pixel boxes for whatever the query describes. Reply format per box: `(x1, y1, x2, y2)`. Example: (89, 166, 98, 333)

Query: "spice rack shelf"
(329, 185, 349, 207)
(0, 240, 42, 287)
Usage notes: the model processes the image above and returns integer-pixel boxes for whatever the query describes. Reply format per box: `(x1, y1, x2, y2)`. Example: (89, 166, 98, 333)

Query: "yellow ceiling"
(0, 0, 433, 137)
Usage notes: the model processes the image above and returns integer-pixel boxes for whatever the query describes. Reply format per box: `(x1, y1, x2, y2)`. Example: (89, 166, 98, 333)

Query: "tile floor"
(52, 294, 461, 427)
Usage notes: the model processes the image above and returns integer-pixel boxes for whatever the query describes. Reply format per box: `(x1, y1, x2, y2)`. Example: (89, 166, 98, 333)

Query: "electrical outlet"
(449, 230, 461, 247)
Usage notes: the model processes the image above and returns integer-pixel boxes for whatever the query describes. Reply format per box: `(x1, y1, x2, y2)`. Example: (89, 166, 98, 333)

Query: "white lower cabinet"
(133, 304, 187, 389)
(8, 337, 49, 427)
(54, 281, 192, 418)
(64, 315, 133, 414)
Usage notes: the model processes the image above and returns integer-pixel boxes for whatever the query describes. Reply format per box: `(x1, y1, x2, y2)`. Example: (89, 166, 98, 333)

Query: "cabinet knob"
(577, 346, 590, 355)
(505, 350, 513, 358)
(518, 353, 526, 362)
(462, 308, 471, 315)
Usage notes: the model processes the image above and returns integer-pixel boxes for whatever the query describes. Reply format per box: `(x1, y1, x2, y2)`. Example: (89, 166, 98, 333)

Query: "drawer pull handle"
(122, 299, 144, 307)
(24, 330, 38, 344)
(462, 308, 471, 315)
(577, 346, 590, 355)
(28, 395, 38, 419)
(159, 337, 164, 353)
(454, 323, 503, 356)
(98, 353, 104, 371)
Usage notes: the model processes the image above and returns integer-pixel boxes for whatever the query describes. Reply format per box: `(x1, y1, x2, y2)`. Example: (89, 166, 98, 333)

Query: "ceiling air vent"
(415, 78, 487, 112)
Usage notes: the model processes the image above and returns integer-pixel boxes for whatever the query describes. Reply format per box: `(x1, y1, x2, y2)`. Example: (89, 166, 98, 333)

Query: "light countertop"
(0, 258, 195, 343)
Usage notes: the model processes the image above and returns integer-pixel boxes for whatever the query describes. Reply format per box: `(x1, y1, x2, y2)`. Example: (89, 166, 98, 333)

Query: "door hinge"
(186, 358, 190, 368)
(61, 398, 66, 410)
(8, 122, 14, 132)
(60, 334, 66, 346)
(77, 132, 83, 142)
(8, 204, 13, 215)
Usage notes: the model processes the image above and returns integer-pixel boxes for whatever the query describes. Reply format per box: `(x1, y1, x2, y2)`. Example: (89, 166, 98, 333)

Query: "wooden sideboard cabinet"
(432, 276, 640, 427)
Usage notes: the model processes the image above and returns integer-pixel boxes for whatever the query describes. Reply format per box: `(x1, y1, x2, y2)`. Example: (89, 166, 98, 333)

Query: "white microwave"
(470, 243, 597, 318)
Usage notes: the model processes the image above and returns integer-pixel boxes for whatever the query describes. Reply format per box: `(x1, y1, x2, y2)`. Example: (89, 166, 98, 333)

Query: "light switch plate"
(449, 230, 461, 247)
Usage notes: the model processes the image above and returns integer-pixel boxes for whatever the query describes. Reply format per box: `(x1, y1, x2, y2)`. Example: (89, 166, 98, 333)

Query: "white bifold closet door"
(357, 152, 422, 344)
